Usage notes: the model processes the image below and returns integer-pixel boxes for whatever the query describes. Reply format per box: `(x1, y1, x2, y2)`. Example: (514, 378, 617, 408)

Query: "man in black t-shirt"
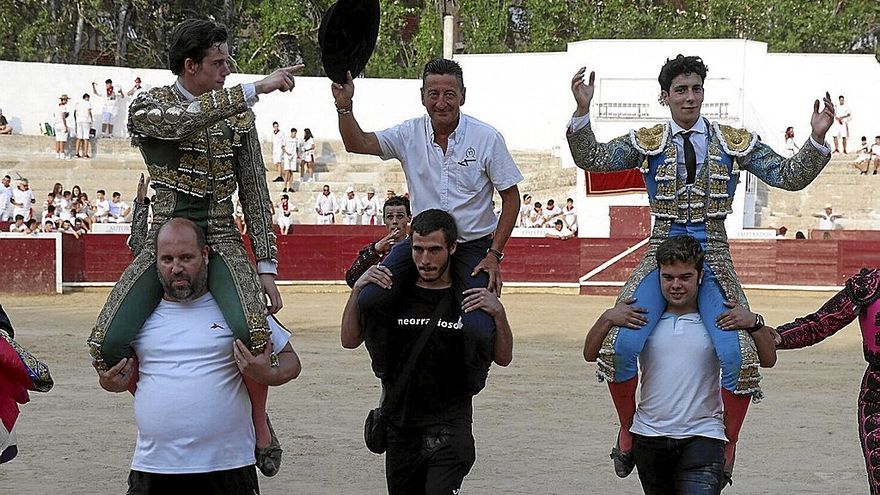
(342, 209, 514, 495)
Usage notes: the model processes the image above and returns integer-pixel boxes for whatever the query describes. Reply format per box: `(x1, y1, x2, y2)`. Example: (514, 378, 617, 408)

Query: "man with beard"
(94, 218, 301, 494)
(341, 209, 513, 494)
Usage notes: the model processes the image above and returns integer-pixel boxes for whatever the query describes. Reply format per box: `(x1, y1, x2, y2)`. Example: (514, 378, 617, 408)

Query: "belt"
(321, 213, 333, 216)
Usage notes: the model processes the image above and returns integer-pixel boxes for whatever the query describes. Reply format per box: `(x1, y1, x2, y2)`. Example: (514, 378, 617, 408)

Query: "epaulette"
(715, 123, 758, 157)
(227, 108, 256, 134)
(141, 85, 177, 103)
(845, 268, 880, 307)
(629, 123, 668, 156)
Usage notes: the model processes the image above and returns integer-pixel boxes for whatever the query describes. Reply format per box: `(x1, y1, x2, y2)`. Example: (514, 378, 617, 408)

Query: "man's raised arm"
(567, 68, 644, 173)
(331, 70, 382, 155)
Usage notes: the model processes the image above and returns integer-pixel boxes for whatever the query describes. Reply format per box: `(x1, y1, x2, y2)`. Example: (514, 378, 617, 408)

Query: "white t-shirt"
(109, 199, 129, 218)
(542, 205, 562, 224)
(562, 205, 577, 231)
(545, 226, 573, 239)
(11, 188, 34, 216)
(74, 100, 92, 124)
(272, 131, 285, 156)
(301, 138, 315, 160)
(376, 114, 523, 242)
(361, 195, 380, 219)
(131, 293, 291, 473)
(54, 104, 69, 127)
(286, 136, 301, 158)
(314, 193, 338, 215)
(0, 184, 11, 213)
(631, 312, 726, 441)
(835, 104, 851, 123)
(871, 144, 880, 157)
(94, 199, 110, 218)
(340, 195, 361, 215)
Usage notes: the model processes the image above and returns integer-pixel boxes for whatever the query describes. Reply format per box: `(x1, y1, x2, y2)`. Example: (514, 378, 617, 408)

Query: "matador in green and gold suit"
(87, 81, 276, 368)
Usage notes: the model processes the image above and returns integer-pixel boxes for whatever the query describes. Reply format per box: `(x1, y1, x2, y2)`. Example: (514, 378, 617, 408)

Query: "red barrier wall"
(6, 227, 879, 290)
(0, 236, 58, 294)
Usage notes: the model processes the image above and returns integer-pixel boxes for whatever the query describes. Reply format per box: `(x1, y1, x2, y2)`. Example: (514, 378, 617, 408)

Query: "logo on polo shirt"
(457, 147, 477, 167)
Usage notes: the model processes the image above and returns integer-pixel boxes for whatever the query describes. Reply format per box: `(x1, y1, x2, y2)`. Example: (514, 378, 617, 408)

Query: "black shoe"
(610, 437, 635, 478)
(272, 176, 284, 182)
(255, 416, 283, 477)
(282, 188, 288, 193)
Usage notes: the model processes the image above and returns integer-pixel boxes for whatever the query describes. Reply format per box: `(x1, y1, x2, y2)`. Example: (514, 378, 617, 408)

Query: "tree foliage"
(0, 0, 876, 77)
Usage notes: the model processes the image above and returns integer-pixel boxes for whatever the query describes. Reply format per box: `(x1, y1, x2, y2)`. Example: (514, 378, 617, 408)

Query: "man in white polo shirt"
(94, 218, 301, 494)
(331, 58, 522, 338)
(584, 235, 777, 492)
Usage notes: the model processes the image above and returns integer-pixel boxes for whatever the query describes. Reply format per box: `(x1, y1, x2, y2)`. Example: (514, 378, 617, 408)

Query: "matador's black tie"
(681, 130, 697, 185)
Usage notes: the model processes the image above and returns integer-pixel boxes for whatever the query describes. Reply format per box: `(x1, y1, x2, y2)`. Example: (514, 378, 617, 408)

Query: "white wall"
(2, 40, 876, 238)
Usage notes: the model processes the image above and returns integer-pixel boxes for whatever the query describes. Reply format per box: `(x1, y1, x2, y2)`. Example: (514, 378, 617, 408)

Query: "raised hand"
(331, 70, 355, 109)
(255, 65, 305, 95)
(810, 91, 835, 143)
(571, 67, 595, 117)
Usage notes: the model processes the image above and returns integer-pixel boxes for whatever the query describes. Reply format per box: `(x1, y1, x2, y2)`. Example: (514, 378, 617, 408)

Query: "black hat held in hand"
(319, 0, 380, 84)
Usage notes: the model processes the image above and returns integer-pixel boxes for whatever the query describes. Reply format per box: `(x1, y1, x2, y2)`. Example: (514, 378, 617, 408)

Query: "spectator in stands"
(59, 219, 81, 238)
(813, 203, 843, 230)
(42, 192, 56, 215)
(545, 219, 575, 240)
(74, 192, 93, 229)
(107, 191, 130, 223)
(8, 215, 26, 233)
(73, 217, 89, 235)
(783, 127, 799, 158)
(282, 128, 300, 193)
(853, 136, 871, 174)
(339, 186, 361, 225)
(526, 201, 543, 228)
(518, 193, 533, 227)
(71, 184, 82, 202)
(832, 95, 851, 154)
(315, 184, 338, 224)
(0, 175, 13, 221)
(542, 198, 563, 227)
(386, 189, 396, 201)
(10, 178, 34, 221)
(92, 79, 124, 138)
(775, 226, 788, 239)
(562, 197, 578, 234)
(795, 231, 807, 239)
(42, 205, 57, 227)
(360, 187, 381, 225)
(58, 190, 73, 223)
(94, 189, 110, 223)
(0, 108, 12, 134)
(271, 121, 285, 183)
(301, 128, 315, 182)
(871, 136, 880, 175)
(25, 219, 40, 235)
(126, 76, 147, 98)
(275, 193, 295, 235)
(345, 195, 411, 287)
(42, 220, 55, 233)
(51, 183, 63, 201)
(233, 197, 247, 236)
(54, 94, 71, 159)
(74, 93, 93, 158)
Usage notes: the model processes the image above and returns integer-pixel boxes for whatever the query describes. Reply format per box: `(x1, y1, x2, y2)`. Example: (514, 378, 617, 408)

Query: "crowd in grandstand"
(0, 176, 131, 236)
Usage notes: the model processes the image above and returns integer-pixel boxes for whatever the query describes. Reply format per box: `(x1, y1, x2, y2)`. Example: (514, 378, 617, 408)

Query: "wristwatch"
(747, 313, 765, 333)
(487, 248, 504, 263)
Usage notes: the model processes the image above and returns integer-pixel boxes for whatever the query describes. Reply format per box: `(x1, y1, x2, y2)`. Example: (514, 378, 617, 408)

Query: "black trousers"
(632, 434, 725, 495)
(386, 418, 476, 495)
(126, 465, 259, 495)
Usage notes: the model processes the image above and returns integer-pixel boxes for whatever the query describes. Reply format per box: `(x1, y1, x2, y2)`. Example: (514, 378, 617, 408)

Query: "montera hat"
(318, 0, 380, 84)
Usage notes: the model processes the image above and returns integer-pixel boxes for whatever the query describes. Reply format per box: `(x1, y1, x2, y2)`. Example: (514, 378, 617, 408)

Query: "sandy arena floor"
(0, 287, 869, 494)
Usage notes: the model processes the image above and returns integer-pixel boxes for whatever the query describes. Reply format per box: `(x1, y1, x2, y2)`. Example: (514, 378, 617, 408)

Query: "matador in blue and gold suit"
(568, 114, 830, 397)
